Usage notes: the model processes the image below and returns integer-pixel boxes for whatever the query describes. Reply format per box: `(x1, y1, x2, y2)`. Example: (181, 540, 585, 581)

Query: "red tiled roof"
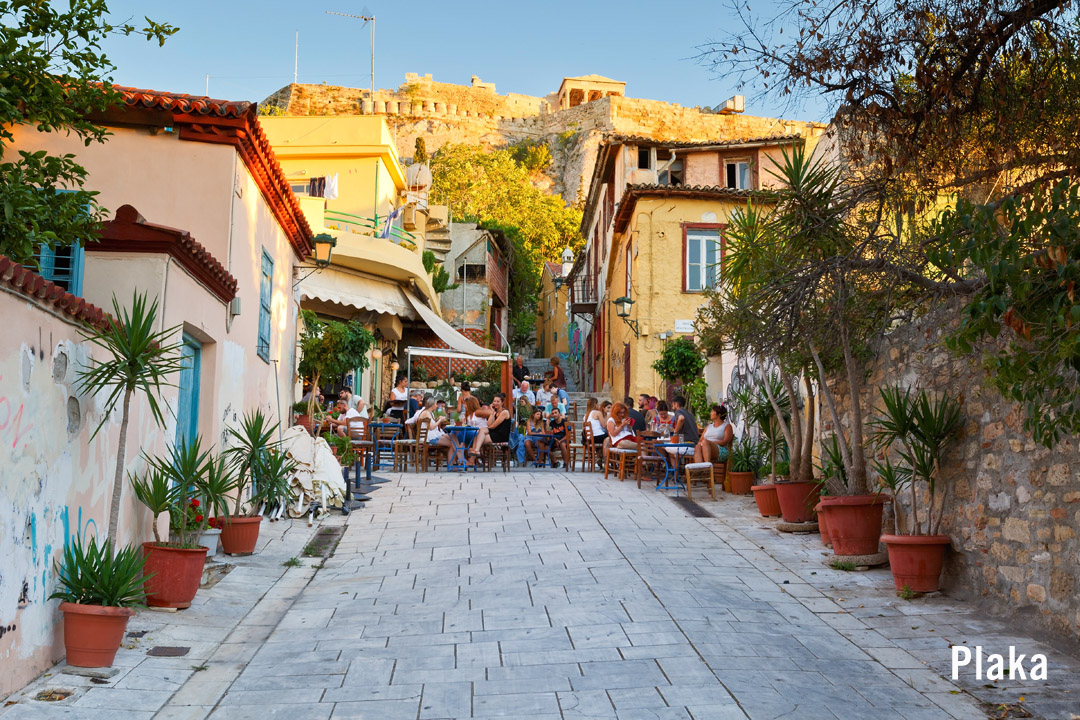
(106, 85, 313, 260)
(605, 132, 803, 150)
(613, 184, 778, 233)
(97, 205, 239, 304)
(0, 256, 109, 329)
(545, 261, 563, 277)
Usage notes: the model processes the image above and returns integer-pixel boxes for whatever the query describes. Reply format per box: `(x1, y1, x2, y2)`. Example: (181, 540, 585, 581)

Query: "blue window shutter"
(258, 250, 273, 362)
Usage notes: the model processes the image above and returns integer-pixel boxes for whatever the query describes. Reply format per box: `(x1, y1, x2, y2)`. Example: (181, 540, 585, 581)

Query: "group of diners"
(583, 394, 734, 465)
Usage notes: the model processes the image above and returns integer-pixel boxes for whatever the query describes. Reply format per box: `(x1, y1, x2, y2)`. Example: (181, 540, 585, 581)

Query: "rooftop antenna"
(326, 9, 374, 99)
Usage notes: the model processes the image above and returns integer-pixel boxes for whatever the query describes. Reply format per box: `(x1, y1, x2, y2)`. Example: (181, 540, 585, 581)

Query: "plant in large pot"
(131, 437, 235, 608)
(221, 410, 279, 555)
(871, 386, 963, 593)
(651, 337, 706, 397)
(726, 436, 763, 495)
(50, 537, 150, 668)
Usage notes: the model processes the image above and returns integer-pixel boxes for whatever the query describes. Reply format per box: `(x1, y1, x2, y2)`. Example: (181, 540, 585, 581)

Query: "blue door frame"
(176, 333, 202, 448)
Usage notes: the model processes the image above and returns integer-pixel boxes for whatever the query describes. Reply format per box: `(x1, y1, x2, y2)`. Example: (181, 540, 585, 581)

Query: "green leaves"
(297, 310, 375, 386)
(224, 409, 280, 515)
(650, 338, 705, 383)
(49, 536, 149, 608)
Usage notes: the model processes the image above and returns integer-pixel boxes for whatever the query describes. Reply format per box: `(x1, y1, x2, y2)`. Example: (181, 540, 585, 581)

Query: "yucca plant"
(817, 434, 850, 496)
(200, 455, 241, 526)
(728, 435, 766, 474)
(224, 410, 280, 516)
(77, 292, 184, 540)
(50, 537, 150, 608)
(143, 436, 212, 546)
(130, 465, 177, 544)
(249, 449, 299, 517)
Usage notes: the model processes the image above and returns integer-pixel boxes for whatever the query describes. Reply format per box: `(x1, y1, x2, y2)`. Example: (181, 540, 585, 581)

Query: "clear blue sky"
(100, 0, 828, 123)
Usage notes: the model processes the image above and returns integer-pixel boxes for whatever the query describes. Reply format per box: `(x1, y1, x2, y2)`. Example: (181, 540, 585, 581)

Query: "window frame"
(257, 249, 273, 363)
(724, 158, 752, 190)
(681, 223, 725, 293)
(31, 243, 85, 296)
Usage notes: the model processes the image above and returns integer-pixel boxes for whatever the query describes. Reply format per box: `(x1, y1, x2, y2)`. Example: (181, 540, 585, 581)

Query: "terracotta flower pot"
(819, 495, 888, 555)
(751, 484, 782, 517)
(219, 516, 262, 556)
(59, 602, 135, 668)
(295, 414, 312, 433)
(882, 534, 951, 593)
(727, 471, 755, 495)
(816, 502, 831, 546)
(141, 543, 207, 609)
(774, 481, 820, 523)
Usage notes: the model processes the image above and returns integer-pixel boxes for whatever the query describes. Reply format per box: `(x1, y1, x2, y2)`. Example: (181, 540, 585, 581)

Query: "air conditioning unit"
(402, 206, 417, 230)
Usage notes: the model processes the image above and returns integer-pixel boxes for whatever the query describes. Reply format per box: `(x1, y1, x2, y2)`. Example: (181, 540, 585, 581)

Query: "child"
(548, 407, 568, 469)
(523, 407, 551, 466)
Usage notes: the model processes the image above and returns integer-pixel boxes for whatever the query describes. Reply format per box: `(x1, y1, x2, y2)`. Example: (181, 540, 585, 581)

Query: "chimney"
(718, 95, 745, 114)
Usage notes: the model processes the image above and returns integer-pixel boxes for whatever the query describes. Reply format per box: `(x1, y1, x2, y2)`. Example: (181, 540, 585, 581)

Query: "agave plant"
(76, 292, 184, 540)
(224, 410, 279, 516)
(50, 537, 150, 608)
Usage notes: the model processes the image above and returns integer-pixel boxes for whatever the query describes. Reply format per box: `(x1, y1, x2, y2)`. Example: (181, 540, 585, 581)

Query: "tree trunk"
(799, 374, 816, 483)
(107, 388, 134, 541)
(809, 343, 854, 480)
(781, 371, 802, 479)
(837, 316, 869, 494)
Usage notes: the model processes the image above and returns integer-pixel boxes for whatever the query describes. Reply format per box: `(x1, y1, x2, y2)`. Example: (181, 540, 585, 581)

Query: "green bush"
(652, 338, 706, 383)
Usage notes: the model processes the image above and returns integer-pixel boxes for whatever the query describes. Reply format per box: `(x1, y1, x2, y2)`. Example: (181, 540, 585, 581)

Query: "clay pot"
(816, 502, 831, 546)
(141, 543, 207, 609)
(219, 516, 263, 556)
(59, 602, 135, 668)
(774, 481, 820, 523)
(819, 495, 888, 555)
(751, 484, 782, 517)
(295, 414, 312, 433)
(881, 534, 951, 593)
(727, 471, 755, 495)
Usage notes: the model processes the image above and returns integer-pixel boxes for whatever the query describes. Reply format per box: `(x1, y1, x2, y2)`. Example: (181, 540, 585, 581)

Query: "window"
(29, 244, 85, 296)
(725, 160, 751, 190)
(625, 241, 632, 296)
(684, 227, 722, 292)
(257, 250, 272, 362)
(637, 147, 653, 170)
(658, 160, 684, 186)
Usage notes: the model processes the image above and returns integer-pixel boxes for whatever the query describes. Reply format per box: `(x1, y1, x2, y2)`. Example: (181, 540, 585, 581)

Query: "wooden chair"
(568, 402, 578, 422)
(684, 462, 716, 501)
(635, 436, 667, 489)
(346, 417, 373, 473)
(604, 438, 637, 482)
(420, 427, 449, 472)
(578, 422, 601, 472)
(371, 423, 399, 471)
(393, 419, 417, 471)
(483, 439, 512, 472)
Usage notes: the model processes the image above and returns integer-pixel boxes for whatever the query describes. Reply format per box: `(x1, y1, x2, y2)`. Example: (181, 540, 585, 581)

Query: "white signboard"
(674, 319, 695, 334)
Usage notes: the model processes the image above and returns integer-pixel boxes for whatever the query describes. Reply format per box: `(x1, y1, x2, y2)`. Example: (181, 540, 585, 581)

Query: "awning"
(299, 268, 415, 318)
(404, 291, 508, 361)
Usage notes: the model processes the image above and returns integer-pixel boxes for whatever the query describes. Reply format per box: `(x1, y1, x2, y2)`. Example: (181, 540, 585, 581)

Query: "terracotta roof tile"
(0, 256, 109, 328)
(113, 85, 251, 118)
(613, 184, 778, 232)
(605, 132, 803, 149)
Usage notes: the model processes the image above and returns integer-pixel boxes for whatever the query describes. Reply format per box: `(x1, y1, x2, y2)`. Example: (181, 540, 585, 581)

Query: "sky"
(98, 0, 831, 123)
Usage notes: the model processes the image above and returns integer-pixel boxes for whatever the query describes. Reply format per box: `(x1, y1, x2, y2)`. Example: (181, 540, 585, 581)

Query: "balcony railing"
(324, 209, 419, 249)
(569, 274, 598, 313)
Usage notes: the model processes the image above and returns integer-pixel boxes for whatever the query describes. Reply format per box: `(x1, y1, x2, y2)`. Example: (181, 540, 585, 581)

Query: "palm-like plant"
(224, 410, 279, 516)
(144, 436, 212, 546)
(77, 292, 184, 540)
(130, 465, 177, 544)
(50, 537, 150, 608)
(249, 450, 299, 517)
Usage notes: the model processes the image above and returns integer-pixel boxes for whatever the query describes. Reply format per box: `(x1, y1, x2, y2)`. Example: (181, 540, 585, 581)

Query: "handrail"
(323, 210, 419, 247)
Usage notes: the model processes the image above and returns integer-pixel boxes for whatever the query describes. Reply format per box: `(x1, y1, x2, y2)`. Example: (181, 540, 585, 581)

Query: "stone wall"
(827, 303, 1080, 645)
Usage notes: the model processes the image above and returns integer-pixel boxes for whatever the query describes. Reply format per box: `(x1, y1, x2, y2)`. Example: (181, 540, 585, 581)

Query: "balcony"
(324, 209, 421, 250)
(569, 274, 598, 314)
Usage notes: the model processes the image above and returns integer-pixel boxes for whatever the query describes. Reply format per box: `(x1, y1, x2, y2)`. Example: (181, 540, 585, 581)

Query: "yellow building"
(567, 132, 823, 402)
(536, 260, 571, 359)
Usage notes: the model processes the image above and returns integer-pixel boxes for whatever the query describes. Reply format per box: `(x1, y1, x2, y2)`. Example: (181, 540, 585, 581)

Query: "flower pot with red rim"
(141, 543, 207, 609)
(219, 516, 262, 556)
(882, 534, 951, 593)
(59, 602, 136, 667)
(295, 414, 312, 433)
(727, 471, 755, 495)
(816, 502, 831, 546)
(774, 481, 820, 523)
(751, 484, 782, 517)
(818, 495, 888, 555)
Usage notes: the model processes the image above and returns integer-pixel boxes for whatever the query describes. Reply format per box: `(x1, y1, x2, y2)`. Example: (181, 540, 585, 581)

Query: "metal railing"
(569, 274, 598, 311)
(323, 209, 419, 248)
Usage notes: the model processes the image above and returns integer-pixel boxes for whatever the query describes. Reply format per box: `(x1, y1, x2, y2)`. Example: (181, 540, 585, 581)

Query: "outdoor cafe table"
(443, 425, 480, 471)
(655, 441, 695, 496)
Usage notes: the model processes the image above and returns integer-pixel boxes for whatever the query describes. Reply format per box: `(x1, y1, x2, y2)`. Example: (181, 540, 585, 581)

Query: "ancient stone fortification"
(261, 78, 824, 203)
(828, 302, 1080, 646)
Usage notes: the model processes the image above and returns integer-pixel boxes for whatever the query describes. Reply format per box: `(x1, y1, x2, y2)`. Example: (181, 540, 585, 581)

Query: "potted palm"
(249, 449, 299, 523)
(51, 537, 150, 667)
(221, 410, 277, 555)
(726, 436, 763, 495)
(872, 387, 963, 593)
(813, 435, 849, 548)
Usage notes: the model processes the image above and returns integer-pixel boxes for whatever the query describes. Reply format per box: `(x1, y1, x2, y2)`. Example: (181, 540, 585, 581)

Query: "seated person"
(405, 394, 433, 427)
(434, 399, 448, 419)
(606, 402, 638, 450)
(466, 393, 512, 462)
(326, 399, 362, 439)
(415, 397, 454, 452)
(524, 407, 552, 466)
(694, 404, 734, 463)
(456, 381, 473, 414)
(671, 396, 700, 444)
(548, 408, 569, 469)
(650, 401, 675, 435)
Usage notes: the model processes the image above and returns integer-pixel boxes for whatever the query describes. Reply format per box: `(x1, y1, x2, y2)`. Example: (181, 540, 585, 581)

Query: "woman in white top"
(387, 374, 409, 422)
(584, 398, 607, 446)
(694, 404, 734, 463)
(416, 397, 451, 448)
(605, 402, 638, 449)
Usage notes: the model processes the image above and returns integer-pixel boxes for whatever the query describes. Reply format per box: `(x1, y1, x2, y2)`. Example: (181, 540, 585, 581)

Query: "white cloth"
(703, 420, 731, 444)
(280, 426, 345, 512)
(324, 173, 339, 200)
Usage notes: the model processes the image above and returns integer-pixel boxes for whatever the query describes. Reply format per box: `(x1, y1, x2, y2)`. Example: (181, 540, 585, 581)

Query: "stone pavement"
(4, 469, 1080, 719)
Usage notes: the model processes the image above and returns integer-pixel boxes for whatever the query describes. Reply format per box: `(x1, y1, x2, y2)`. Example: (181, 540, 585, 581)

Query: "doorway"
(176, 333, 202, 448)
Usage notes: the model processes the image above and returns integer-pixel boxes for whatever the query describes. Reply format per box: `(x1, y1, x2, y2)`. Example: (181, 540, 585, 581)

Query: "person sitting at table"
(524, 407, 552, 466)
(386, 373, 409, 423)
(301, 382, 324, 407)
(415, 396, 453, 450)
(548, 407, 568, 469)
(465, 392, 511, 463)
(455, 381, 473, 413)
(694, 404, 734, 463)
(513, 380, 536, 406)
(606, 402, 638, 450)
(651, 401, 675, 436)
(626, 396, 647, 433)
(338, 386, 368, 417)
(671, 396, 700, 444)
(584, 398, 607, 446)
(434, 398, 448, 418)
(535, 381, 553, 414)
(549, 356, 569, 405)
(512, 354, 529, 387)
(326, 399, 363, 439)
(405, 394, 433, 426)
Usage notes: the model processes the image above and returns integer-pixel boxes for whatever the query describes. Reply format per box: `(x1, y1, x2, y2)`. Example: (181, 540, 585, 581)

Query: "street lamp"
(313, 233, 336, 268)
(612, 296, 640, 338)
(552, 276, 564, 291)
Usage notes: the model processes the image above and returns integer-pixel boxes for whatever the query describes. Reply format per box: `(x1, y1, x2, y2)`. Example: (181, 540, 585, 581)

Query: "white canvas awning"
(404, 291, 508, 362)
(299, 269, 415, 318)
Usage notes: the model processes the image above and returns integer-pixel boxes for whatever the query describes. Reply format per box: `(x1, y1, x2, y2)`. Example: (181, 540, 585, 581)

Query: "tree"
(77, 292, 184, 540)
(0, 0, 176, 264)
(651, 338, 706, 384)
(297, 310, 375, 421)
(414, 137, 427, 164)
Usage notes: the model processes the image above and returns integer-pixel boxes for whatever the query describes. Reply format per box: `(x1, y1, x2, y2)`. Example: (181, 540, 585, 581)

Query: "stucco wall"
(828, 304, 1080, 645)
(0, 291, 165, 698)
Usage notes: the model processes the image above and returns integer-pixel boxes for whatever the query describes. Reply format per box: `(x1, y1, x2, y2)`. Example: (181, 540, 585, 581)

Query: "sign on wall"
(674, 319, 695, 334)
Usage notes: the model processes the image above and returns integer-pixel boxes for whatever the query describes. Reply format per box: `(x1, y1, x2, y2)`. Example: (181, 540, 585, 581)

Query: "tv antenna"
(326, 9, 374, 99)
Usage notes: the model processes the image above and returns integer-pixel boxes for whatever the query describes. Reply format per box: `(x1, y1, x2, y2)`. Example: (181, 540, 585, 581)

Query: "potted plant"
(726, 436, 762, 495)
(249, 449, 299, 523)
(131, 437, 234, 608)
(651, 338, 706, 391)
(221, 410, 278, 555)
(293, 400, 313, 432)
(872, 387, 962, 593)
(50, 537, 150, 668)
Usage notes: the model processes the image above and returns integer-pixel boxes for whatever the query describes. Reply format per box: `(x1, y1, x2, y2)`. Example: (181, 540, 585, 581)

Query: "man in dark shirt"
(625, 396, 647, 433)
(548, 408, 568, 469)
(512, 355, 529, 387)
(671, 396, 700, 443)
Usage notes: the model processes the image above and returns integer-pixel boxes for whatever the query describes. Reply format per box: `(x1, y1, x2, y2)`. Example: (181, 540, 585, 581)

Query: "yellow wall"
(536, 267, 570, 358)
(601, 196, 768, 401)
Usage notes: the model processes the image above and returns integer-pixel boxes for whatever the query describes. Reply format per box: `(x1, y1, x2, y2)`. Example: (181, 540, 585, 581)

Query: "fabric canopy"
(404, 291, 509, 361)
(299, 269, 415, 318)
